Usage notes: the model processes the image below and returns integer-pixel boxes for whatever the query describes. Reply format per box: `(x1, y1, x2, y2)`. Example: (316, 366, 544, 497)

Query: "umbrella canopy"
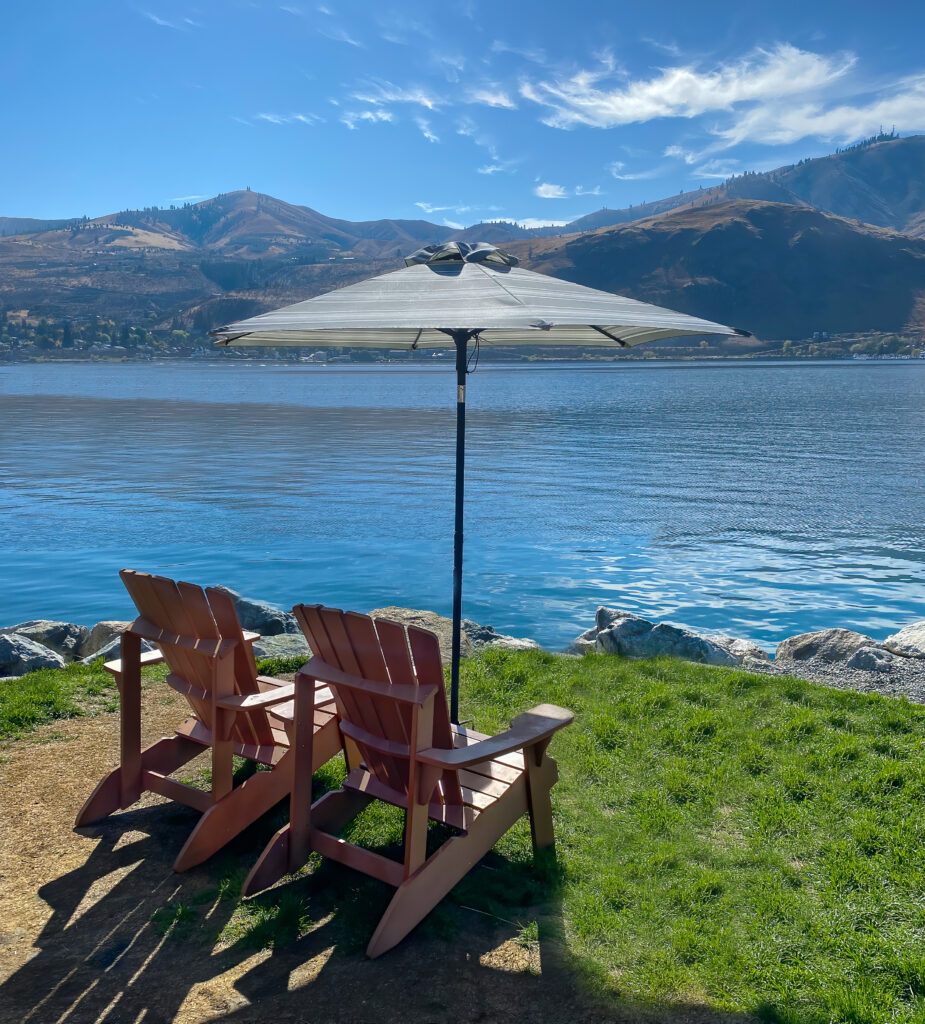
(211, 241, 744, 350)
(211, 242, 745, 722)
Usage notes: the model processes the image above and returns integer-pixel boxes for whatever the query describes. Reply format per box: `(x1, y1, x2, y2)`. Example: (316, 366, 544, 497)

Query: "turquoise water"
(1, 359, 923, 651)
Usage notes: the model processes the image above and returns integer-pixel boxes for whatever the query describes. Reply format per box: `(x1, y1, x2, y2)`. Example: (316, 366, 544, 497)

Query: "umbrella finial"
(404, 241, 519, 268)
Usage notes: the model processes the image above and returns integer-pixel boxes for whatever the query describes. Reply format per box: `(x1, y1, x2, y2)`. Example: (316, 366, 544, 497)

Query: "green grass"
(10, 646, 925, 1020)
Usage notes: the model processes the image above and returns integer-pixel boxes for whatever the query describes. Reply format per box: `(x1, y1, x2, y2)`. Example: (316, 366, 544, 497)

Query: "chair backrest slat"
(293, 604, 463, 808)
(120, 570, 274, 748)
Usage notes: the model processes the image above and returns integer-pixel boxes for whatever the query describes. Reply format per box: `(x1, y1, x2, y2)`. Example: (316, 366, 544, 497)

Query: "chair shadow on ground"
(1, 799, 763, 1024)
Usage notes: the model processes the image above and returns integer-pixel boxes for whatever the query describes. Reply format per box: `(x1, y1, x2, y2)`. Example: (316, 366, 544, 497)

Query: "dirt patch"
(0, 686, 740, 1024)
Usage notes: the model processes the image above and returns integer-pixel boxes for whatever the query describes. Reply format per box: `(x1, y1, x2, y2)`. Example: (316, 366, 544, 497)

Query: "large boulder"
(369, 607, 473, 664)
(572, 608, 739, 667)
(883, 621, 925, 660)
(461, 620, 542, 653)
(775, 628, 874, 664)
(78, 621, 131, 659)
(209, 586, 299, 636)
(0, 620, 89, 661)
(0, 634, 66, 676)
(252, 633, 311, 661)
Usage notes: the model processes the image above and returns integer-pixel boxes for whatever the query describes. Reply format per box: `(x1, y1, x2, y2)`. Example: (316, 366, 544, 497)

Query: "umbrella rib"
(590, 325, 629, 347)
(472, 263, 528, 309)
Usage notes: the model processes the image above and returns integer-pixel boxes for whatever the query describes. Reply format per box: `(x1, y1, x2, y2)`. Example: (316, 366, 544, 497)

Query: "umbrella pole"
(450, 331, 468, 725)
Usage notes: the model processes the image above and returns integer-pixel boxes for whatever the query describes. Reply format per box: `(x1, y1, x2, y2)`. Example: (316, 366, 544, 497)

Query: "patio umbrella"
(211, 241, 746, 722)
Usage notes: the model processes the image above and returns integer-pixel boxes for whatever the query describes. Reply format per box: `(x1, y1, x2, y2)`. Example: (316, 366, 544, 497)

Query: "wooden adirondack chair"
(75, 570, 343, 871)
(244, 604, 573, 957)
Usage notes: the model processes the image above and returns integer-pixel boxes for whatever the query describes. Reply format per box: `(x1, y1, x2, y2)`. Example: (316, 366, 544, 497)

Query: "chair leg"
(174, 751, 294, 872)
(242, 788, 373, 896)
(75, 736, 202, 827)
(366, 778, 528, 958)
(525, 752, 559, 852)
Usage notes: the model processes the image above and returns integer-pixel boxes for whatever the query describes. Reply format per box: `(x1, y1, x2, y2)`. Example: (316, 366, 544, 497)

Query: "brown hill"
(512, 200, 925, 339)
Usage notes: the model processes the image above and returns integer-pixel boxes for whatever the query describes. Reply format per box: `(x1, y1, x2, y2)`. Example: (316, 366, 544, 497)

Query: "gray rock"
(81, 636, 157, 664)
(776, 628, 874, 664)
(883, 621, 925, 660)
(0, 634, 66, 675)
(79, 621, 132, 659)
(0, 620, 89, 661)
(461, 620, 542, 652)
(706, 635, 771, 662)
(368, 607, 473, 664)
(209, 586, 298, 636)
(251, 633, 311, 661)
(570, 607, 740, 666)
(845, 645, 894, 673)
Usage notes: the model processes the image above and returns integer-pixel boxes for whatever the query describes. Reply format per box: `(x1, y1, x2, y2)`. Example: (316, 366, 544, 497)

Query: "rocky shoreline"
(2, 589, 923, 707)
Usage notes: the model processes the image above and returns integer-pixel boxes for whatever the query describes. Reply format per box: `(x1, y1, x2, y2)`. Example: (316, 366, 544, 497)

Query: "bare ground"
(0, 686, 751, 1024)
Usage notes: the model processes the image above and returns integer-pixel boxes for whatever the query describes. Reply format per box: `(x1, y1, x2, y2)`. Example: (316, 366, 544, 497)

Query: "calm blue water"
(1, 359, 923, 652)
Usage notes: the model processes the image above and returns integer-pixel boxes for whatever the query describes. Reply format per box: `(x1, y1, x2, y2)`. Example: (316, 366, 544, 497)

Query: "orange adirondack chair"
(75, 571, 343, 871)
(245, 604, 574, 957)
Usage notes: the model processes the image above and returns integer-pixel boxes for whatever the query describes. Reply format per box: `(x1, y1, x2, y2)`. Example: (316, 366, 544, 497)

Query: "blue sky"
(4, 1, 925, 225)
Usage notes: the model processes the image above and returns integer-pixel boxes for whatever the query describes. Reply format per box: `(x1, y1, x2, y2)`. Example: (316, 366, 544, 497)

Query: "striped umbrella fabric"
(210, 241, 743, 349)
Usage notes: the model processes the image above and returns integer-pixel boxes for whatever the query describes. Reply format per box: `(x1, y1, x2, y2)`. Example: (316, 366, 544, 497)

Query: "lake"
(1, 359, 923, 652)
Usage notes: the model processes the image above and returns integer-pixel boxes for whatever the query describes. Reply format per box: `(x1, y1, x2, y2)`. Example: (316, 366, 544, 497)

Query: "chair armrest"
(216, 683, 295, 712)
(416, 704, 574, 770)
(103, 648, 165, 677)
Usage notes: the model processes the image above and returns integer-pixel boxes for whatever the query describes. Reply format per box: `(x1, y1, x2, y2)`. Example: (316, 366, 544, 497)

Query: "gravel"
(744, 654, 925, 705)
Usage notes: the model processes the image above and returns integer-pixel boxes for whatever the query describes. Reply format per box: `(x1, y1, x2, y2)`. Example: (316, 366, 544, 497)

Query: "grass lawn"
(5, 648, 925, 1021)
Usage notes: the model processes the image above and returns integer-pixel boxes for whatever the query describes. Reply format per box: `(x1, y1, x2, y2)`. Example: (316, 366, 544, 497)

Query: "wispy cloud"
(535, 182, 568, 198)
(609, 163, 664, 180)
(415, 201, 472, 215)
(716, 72, 925, 146)
(352, 80, 444, 110)
(521, 44, 854, 129)
(516, 217, 569, 229)
(257, 112, 325, 125)
(319, 24, 363, 47)
(490, 40, 547, 64)
(143, 11, 179, 29)
(170, 194, 208, 203)
(340, 109, 394, 129)
(442, 219, 465, 230)
(377, 12, 432, 45)
(575, 185, 603, 196)
(433, 52, 466, 82)
(691, 159, 741, 179)
(456, 116, 519, 174)
(415, 117, 440, 142)
(467, 87, 516, 109)
(642, 37, 682, 57)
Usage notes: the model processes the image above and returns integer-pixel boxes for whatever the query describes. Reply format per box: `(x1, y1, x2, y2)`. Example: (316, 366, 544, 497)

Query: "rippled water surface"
(1, 359, 923, 650)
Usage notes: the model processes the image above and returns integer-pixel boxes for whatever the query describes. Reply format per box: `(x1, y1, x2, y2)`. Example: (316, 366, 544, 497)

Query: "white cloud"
(716, 73, 925, 146)
(478, 164, 504, 174)
(415, 201, 472, 215)
(535, 183, 568, 198)
(664, 144, 698, 164)
(434, 52, 466, 82)
(467, 87, 516, 109)
(691, 159, 741, 179)
(642, 37, 682, 57)
(319, 24, 363, 47)
(279, 4, 302, 15)
(520, 44, 854, 129)
(414, 117, 440, 143)
(490, 40, 547, 64)
(143, 11, 178, 28)
(352, 80, 443, 110)
(575, 185, 602, 196)
(317, 4, 332, 13)
(442, 219, 464, 230)
(170, 194, 208, 202)
(257, 112, 325, 125)
(340, 109, 394, 129)
(610, 166, 664, 180)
